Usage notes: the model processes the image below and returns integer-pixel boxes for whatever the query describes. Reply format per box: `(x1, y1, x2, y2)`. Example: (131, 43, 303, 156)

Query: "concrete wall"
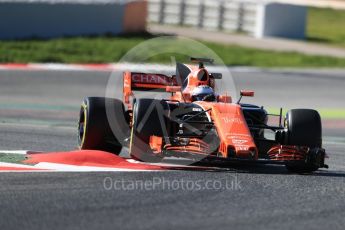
(0, 0, 147, 40)
(148, 0, 307, 40)
(148, 0, 258, 34)
(255, 3, 307, 39)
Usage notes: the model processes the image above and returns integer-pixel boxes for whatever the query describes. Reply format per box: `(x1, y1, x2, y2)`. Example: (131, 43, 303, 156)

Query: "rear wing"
(123, 72, 179, 104)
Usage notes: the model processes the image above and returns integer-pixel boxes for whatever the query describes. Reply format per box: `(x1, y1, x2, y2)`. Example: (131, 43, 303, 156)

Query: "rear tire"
(130, 99, 168, 162)
(284, 109, 322, 173)
(78, 97, 129, 154)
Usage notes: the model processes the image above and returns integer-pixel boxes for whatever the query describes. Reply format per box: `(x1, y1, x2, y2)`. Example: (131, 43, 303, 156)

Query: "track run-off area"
(0, 65, 344, 230)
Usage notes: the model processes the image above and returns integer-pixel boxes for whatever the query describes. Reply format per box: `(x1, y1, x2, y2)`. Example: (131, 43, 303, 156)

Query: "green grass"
(307, 7, 345, 47)
(1, 7, 345, 67)
(0, 35, 145, 63)
(267, 108, 345, 120)
(0, 153, 28, 165)
(1, 35, 345, 67)
(206, 42, 345, 67)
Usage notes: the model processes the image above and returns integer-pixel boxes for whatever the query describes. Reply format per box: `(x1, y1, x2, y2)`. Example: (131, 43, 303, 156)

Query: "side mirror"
(240, 90, 254, 97)
(166, 86, 181, 93)
(237, 90, 254, 104)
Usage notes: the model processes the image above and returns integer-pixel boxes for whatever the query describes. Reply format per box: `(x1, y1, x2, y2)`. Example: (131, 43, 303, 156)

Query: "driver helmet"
(191, 85, 216, 102)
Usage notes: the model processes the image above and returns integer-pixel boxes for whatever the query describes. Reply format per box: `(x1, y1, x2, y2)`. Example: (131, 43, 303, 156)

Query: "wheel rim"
(129, 103, 136, 155)
(78, 103, 87, 148)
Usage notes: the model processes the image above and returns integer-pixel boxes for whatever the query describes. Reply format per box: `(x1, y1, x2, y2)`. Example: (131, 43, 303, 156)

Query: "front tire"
(284, 109, 322, 173)
(130, 99, 168, 162)
(78, 97, 129, 154)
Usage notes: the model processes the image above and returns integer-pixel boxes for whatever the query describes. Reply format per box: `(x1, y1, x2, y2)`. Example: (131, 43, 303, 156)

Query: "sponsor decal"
(132, 73, 173, 85)
(236, 145, 250, 151)
(232, 139, 248, 145)
(227, 134, 251, 138)
(221, 117, 244, 124)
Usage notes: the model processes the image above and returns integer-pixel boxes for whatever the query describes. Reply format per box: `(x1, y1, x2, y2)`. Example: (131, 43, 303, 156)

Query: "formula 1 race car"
(78, 58, 328, 173)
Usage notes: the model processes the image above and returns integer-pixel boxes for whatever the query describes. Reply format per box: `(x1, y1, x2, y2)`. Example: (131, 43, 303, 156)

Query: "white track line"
(0, 161, 163, 172)
(0, 150, 43, 155)
(34, 162, 162, 172)
(0, 162, 43, 169)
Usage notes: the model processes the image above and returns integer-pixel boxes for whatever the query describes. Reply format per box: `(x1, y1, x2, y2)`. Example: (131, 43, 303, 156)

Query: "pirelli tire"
(130, 99, 168, 162)
(284, 109, 323, 173)
(78, 97, 129, 154)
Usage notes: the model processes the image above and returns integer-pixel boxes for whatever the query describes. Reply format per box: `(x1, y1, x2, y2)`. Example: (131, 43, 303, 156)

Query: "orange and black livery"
(78, 58, 328, 173)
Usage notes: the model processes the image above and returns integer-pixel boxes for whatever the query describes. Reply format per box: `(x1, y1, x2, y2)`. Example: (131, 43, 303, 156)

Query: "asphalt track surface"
(0, 69, 345, 230)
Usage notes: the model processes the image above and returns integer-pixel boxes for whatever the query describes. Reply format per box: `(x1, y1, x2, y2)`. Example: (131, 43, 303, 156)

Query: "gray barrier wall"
(0, 0, 146, 39)
(255, 3, 307, 39)
(148, 0, 307, 39)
